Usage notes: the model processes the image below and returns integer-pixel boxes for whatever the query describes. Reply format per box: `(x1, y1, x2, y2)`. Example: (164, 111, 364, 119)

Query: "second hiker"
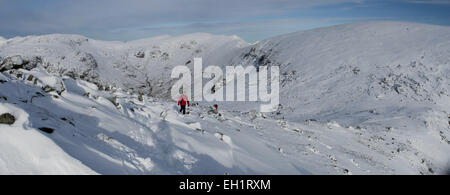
(177, 94, 190, 115)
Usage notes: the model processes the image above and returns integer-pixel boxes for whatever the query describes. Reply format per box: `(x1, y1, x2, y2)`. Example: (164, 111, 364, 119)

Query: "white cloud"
(102, 17, 383, 42)
(0, 0, 362, 38)
(405, 0, 450, 4)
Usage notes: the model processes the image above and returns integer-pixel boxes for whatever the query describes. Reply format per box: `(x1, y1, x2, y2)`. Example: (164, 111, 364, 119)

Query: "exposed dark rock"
(27, 74, 34, 81)
(42, 85, 55, 93)
(0, 113, 15, 125)
(79, 68, 99, 81)
(257, 55, 270, 66)
(97, 84, 104, 91)
(135, 51, 145, 58)
(64, 70, 78, 79)
(353, 67, 361, 75)
(0, 55, 41, 72)
(161, 52, 169, 61)
(41, 80, 65, 95)
(38, 127, 54, 134)
(60, 118, 75, 126)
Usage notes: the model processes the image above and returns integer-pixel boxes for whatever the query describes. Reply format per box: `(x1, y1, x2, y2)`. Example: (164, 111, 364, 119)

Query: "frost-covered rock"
(0, 33, 248, 98)
(0, 55, 41, 72)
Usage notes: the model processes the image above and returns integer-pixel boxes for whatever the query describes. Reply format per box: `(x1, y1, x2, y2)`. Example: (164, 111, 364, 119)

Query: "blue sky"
(0, 0, 449, 42)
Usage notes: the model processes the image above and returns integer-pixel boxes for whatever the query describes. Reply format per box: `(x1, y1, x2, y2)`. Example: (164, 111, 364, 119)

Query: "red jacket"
(178, 95, 190, 106)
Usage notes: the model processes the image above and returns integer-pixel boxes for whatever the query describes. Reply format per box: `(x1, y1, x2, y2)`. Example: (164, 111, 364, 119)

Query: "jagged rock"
(97, 84, 104, 91)
(0, 55, 41, 72)
(135, 51, 145, 58)
(79, 68, 99, 81)
(64, 70, 78, 79)
(257, 55, 270, 66)
(0, 113, 15, 125)
(42, 85, 55, 93)
(26, 75, 34, 81)
(41, 79, 66, 95)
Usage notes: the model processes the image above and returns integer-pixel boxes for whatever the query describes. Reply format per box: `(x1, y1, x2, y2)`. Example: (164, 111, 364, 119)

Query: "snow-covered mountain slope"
(1, 67, 442, 174)
(230, 21, 450, 121)
(0, 37, 6, 46)
(1, 21, 450, 174)
(222, 22, 450, 174)
(0, 33, 248, 98)
(0, 70, 296, 174)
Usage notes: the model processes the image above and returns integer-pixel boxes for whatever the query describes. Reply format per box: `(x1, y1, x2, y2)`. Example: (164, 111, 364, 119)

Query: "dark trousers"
(179, 105, 186, 114)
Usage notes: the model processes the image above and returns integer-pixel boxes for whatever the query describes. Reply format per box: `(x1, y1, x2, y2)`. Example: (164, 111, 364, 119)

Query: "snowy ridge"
(0, 36, 6, 46)
(0, 33, 248, 98)
(222, 22, 450, 174)
(1, 22, 450, 174)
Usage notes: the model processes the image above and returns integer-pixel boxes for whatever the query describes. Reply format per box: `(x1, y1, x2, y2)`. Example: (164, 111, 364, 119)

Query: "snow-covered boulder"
(0, 103, 95, 174)
(0, 55, 41, 72)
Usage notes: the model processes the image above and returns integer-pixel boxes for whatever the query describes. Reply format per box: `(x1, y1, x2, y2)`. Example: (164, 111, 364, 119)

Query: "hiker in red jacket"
(177, 94, 190, 115)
